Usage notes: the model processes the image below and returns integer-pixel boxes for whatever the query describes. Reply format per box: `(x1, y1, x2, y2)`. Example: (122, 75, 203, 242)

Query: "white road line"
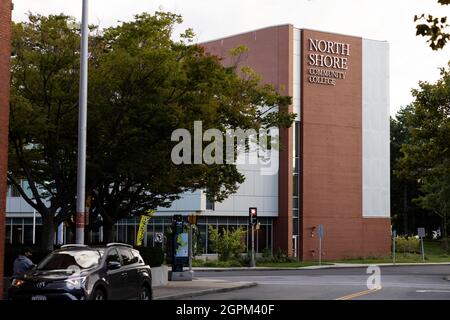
(416, 290, 450, 293)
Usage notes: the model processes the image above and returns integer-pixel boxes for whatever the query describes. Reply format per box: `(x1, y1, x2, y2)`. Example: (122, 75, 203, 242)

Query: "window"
(118, 248, 135, 265)
(206, 191, 215, 210)
(38, 250, 103, 270)
(9, 185, 21, 197)
(106, 248, 120, 264)
(131, 250, 142, 264)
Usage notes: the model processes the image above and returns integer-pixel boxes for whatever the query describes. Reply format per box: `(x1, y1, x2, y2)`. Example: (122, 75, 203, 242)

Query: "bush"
(395, 236, 421, 254)
(193, 259, 244, 268)
(134, 246, 164, 267)
(208, 226, 246, 261)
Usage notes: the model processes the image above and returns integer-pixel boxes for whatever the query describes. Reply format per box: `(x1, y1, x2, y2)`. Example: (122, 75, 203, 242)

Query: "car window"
(106, 249, 121, 264)
(131, 250, 144, 263)
(118, 248, 135, 266)
(37, 250, 103, 271)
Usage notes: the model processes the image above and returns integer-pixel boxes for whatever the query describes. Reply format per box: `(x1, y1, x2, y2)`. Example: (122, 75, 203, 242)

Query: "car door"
(118, 248, 140, 299)
(105, 248, 129, 300)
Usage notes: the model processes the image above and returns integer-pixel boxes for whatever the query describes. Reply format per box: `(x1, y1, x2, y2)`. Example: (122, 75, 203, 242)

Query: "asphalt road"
(189, 265, 450, 300)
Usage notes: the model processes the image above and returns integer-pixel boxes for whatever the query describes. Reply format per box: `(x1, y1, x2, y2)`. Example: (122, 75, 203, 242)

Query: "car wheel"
(139, 286, 151, 300)
(92, 288, 106, 301)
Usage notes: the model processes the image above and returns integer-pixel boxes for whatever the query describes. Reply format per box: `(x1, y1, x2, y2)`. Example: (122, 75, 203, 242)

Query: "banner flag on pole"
(136, 209, 155, 246)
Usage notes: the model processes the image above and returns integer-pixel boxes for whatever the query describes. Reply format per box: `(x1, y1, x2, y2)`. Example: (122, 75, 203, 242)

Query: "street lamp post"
(76, 0, 89, 244)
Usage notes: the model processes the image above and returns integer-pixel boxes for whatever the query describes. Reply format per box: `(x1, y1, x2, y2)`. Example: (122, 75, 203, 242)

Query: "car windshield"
(37, 250, 104, 271)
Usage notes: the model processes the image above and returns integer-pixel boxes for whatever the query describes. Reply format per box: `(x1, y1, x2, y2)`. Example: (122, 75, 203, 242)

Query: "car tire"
(139, 286, 151, 301)
(92, 288, 106, 301)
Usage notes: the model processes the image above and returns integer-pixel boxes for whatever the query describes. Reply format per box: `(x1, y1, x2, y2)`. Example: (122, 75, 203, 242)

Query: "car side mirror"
(107, 261, 121, 270)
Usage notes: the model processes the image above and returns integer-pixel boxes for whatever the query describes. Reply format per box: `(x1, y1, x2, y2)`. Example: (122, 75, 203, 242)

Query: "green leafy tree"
(9, 12, 294, 249)
(415, 0, 450, 50)
(8, 14, 82, 250)
(208, 225, 246, 261)
(391, 109, 425, 235)
(397, 66, 450, 249)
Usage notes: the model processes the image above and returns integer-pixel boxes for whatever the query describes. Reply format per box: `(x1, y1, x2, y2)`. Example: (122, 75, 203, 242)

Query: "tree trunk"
(41, 213, 55, 252)
(102, 221, 115, 244)
(403, 184, 409, 235)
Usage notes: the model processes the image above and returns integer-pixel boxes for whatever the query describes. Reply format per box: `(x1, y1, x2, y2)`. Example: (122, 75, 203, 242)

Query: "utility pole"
(76, 0, 89, 244)
(249, 208, 257, 268)
(250, 223, 255, 267)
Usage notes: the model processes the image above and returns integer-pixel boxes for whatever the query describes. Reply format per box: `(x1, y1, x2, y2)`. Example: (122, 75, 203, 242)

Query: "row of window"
(5, 216, 274, 255)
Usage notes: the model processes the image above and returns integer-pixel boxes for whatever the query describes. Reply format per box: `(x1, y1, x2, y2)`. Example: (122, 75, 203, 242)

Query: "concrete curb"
(192, 262, 450, 272)
(154, 282, 257, 300)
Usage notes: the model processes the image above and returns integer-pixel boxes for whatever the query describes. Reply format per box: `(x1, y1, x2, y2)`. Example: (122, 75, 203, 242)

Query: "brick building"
(5, 24, 390, 262)
(0, 0, 12, 299)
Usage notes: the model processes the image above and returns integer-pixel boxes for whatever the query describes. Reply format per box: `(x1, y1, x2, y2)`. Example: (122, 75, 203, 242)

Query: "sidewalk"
(153, 278, 257, 300)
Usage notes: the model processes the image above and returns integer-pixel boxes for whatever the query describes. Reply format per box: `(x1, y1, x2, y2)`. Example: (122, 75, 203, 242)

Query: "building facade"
(5, 25, 391, 261)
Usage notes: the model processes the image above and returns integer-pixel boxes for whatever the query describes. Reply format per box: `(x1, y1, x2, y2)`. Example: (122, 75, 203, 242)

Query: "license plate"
(31, 295, 47, 301)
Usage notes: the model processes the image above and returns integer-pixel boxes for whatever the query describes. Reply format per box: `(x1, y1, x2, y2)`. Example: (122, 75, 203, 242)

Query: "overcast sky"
(11, 0, 450, 116)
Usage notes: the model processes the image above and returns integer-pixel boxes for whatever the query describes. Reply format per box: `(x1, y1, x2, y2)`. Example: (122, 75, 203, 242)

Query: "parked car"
(8, 243, 152, 300)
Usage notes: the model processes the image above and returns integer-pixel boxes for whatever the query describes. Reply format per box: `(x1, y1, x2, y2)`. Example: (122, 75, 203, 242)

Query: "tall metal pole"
(392, 230, 396, 265)
(76, 0, 89, 244)
(319, 237, 322, 266)
(421, 238, 425, 262)
(189, 222, 193, 272)
(250, 224, 256, 267)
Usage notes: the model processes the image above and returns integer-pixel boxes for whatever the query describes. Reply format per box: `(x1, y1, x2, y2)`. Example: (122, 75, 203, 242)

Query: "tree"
(415, 0, 450, 50)
(9, 14, 82, 250)
(414, 170, 450, 250)
(86, 12, 293, 242)
(9, 12, 295, 249)
(391, 109, 435, 235)
(396, 66, 450, 249)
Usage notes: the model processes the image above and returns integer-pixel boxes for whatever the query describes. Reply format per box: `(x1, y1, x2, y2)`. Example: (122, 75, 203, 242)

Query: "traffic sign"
(418, 227, 426, 238)
(154, 232, 163, 243)
(318, 224, 324, 239)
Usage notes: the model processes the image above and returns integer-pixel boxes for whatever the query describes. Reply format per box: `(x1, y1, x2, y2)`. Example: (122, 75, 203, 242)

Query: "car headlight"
(11, 279, 25, 287)
(65, 277, 87, 290)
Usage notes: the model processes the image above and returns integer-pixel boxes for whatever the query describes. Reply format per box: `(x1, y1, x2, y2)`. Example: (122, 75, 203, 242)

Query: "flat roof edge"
(197, 24, 388, 45)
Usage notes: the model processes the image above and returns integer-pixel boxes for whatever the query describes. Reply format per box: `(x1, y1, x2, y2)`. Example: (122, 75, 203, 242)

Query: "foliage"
(9, 14, 82, 250)
(208, 225, 246, 261)
(390, 111, 430, 235)
(395, 236, 421, 254)
(256, 248, 294, 264)
(192, 258, 244, 268)
(9, 12, 294, 250)
(415, 0, 450, 50)
(395, 65, 450, 250)
(134, 246, 164, 267)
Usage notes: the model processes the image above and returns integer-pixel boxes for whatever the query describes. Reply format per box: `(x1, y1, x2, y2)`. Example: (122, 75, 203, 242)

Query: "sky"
(11, 0, 450, 116)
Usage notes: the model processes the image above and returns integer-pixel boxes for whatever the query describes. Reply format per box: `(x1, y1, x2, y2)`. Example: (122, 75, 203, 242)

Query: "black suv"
(8, 243, 152, 300)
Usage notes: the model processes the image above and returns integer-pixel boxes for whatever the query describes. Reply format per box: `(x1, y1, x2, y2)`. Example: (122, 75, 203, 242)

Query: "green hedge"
(134, 246, 164, 267)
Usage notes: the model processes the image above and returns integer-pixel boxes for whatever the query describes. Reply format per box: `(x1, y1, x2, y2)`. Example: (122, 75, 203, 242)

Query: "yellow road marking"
(336, 287, 382, 300)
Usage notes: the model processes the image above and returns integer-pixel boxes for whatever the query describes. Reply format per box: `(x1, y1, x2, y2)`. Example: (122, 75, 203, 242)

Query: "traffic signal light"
(249, 207, 257, 225)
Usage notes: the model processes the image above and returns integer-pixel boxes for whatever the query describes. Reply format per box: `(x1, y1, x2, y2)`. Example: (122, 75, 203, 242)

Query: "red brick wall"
(301, 30, 390, 260)
(0, 0, 12, 300)
(202, 25, 294, 256)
